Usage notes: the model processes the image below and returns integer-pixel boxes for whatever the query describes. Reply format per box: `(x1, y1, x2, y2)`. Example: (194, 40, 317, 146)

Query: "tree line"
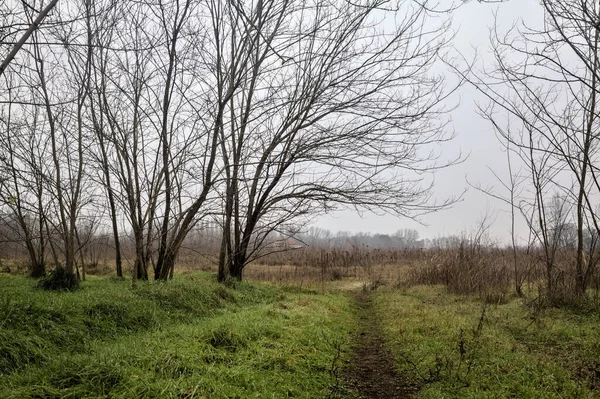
(0, 0, 454, 282)
(4, 0, 599, 302)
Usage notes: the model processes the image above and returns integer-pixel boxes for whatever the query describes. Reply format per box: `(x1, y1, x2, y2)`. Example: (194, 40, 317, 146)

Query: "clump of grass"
(207, 327, 250, 350)
(37, 267, 79, 292)
(0, 331, 47, 373)
(132, 277, 239, 318)
(409, 241, 511, 301)
(83, 301, 158, 334)
(203, 317, 282, 352)
(49, 359, 123, 391)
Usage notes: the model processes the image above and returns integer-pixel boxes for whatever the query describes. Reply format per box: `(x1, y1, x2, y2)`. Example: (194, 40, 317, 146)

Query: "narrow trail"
(344, 290, 419, 399)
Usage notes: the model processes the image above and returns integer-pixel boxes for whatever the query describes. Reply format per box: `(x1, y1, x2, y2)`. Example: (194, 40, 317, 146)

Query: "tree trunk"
(30, 262, 46, 278)
(217, 235, 230, 283)
(229, 254, 245, 281)
(228, 232, 251, 281)
(109, 195, 123, 277)
(134, 233, 148, 281)
(157, 251, 177, 280)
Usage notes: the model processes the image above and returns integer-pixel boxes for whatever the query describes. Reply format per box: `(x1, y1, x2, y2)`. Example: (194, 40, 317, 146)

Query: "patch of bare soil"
(344, 290, 420, 399)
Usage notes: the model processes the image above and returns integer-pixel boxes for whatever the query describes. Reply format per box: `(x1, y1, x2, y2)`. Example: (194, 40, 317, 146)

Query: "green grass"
(375, 285, 600, 398)
(0, 273, 354, 398)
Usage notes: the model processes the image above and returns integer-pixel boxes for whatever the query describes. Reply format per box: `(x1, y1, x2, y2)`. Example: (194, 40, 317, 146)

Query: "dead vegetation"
(243, 247, 427, 288)
(241, 239, 600, 309)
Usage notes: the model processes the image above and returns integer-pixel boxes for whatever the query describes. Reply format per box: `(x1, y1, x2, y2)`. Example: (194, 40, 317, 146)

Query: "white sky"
(314, 0, 543, 243)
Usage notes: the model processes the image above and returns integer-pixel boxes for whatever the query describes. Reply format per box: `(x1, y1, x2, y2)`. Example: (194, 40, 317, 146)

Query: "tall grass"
(0, 273, 354, 398)
(406, 239, 600, 307)
(0, 274, 239, 374)
(376, 285, 600, 398)
(407, 243, 513, 302)
(245, 247, 427, 287)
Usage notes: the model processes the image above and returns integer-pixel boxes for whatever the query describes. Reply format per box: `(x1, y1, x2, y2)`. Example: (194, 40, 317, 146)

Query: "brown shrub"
(408, 242, 511, 301)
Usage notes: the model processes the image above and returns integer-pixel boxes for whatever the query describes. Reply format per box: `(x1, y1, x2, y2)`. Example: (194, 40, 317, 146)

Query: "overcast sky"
(314, 0, 543, 243)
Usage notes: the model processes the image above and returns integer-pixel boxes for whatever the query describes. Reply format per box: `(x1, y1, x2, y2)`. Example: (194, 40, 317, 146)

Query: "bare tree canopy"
(0, 0, 59, 77)
(456, 0, 600, 296)
(1, 0, 460, 282)
(201, 0, 461, 280)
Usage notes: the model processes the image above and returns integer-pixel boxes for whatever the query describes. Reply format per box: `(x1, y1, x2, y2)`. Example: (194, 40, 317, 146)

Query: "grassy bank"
(375, 285, 600, 398)
(0, 273, 353, 398)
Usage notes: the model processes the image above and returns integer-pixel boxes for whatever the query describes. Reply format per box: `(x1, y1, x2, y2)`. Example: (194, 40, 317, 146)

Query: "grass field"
(0, 273, 354, 398)
(2, 267, 600, 398)
(375, 285, 600, 398)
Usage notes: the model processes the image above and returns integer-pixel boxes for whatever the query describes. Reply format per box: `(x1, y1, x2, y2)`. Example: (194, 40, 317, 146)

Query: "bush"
(37, 267, 80, 292)
(409, 241, 511, 300)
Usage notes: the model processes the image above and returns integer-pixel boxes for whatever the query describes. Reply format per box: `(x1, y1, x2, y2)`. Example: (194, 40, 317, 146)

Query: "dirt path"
(344, 290, 419, 399)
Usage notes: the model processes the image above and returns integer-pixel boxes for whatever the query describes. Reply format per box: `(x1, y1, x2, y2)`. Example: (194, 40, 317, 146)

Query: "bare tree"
(393, 229, 421, 249)
(86, 0, 123, 277)
(93, 0, 226, 281)
(0, 81, 51, 277)
(17, 0, 95, 280)
(215, 0, 459, 281)
(93, 0, 159, 281)
(1, 0, 461, 283)
(458, 1, 600, 297)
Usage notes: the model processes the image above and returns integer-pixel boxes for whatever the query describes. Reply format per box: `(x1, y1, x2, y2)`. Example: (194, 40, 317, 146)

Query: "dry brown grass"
(6, 235, 599, 308)
(407, 245, 513, 303)
(244, 243, 600, 307)
(243, 262, 412, 286)
(242, 247, 428, 289)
